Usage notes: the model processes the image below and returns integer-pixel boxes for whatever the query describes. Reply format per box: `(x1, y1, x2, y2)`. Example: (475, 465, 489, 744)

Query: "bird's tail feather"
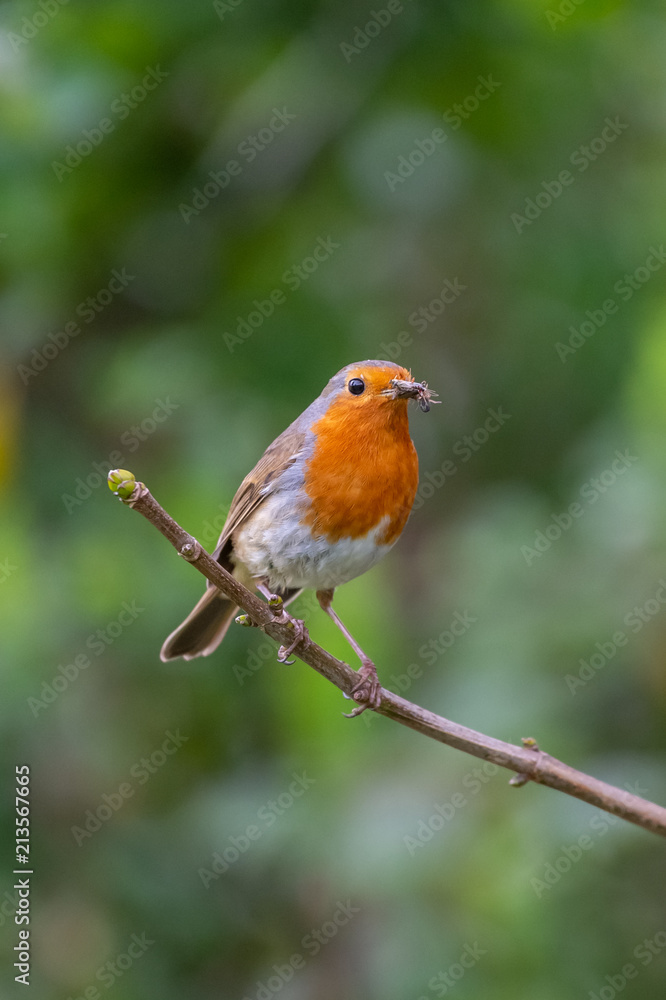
(160, 589, 238, 661)
(160, 577, 304, 662)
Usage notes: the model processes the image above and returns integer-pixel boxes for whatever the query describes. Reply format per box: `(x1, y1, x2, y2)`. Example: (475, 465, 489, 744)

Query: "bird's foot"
(276, 616, 307, 663)
(343, 661, 383, 718)
(255, 589, 308, 663)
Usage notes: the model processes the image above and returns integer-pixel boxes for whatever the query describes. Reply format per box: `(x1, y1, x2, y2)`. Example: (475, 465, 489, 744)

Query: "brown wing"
(207, 419, 307, 578)
(161, 416, 310, 660)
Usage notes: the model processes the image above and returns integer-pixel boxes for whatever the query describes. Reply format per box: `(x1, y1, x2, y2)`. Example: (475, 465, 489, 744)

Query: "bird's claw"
(261, 591, 306, 663)
(343, 662, 382, 717)
(276, 617, 307, 664)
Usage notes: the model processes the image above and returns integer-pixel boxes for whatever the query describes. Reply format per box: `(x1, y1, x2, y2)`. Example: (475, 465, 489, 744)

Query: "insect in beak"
(388, 378, 440, 413)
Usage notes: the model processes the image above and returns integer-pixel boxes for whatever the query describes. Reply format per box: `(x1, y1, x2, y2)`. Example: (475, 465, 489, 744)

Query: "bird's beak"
(388, 378, 439, 412)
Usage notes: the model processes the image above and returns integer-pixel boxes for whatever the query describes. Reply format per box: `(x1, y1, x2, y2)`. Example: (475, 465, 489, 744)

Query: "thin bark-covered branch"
(108, 470, 666, 839)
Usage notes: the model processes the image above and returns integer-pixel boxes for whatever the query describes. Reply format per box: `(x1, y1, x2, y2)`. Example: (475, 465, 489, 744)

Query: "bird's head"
(324, 360, 438, 414)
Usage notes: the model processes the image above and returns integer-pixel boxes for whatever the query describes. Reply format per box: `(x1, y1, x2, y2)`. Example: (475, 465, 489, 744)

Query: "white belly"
(233, 493, 393, 592)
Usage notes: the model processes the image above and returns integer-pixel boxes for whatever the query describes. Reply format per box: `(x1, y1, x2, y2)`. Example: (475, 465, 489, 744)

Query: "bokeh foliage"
(2, 0, 666, 996)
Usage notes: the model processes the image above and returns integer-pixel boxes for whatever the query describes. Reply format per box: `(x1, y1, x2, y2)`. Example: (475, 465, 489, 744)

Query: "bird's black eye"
(348, 377, 365, 395)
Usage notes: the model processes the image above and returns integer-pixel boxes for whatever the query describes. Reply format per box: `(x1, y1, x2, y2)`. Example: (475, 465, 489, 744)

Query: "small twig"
(107, 470, 666, 839)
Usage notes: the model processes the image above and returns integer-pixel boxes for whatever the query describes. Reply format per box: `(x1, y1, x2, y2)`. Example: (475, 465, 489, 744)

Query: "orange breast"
(302, 396, 418, 545)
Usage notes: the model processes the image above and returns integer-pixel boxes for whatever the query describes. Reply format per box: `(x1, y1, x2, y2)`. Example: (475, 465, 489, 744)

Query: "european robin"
(161, 360, 437, 714)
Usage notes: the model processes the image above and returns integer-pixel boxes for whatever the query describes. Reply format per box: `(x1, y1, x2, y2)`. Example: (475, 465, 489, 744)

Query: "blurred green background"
(2, 0, 666, 996)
